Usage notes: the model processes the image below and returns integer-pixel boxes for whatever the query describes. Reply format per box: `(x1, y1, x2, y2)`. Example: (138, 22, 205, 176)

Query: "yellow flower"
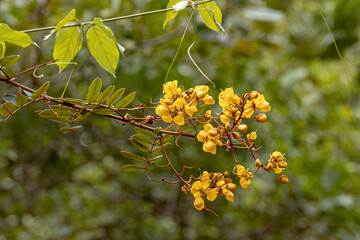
(173, 112, 184, 125)
(184, 104, 197, 117)
(268, 151, 286, 173)
(197, 124, 222, 154)
(247, 131, 257, 141)
(193, 197, 205, 210)
(236, 165, 253, 189)
(243, 93, 271, 118)
(163, 80, 182, 98)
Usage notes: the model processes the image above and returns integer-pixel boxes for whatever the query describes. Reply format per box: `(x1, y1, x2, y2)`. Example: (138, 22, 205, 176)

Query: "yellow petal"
(155, 105, 170, 116)
(203, 141, 217, 154)
(197, 130, 207, 142)
(203, 95, 215, 105)
(185, 105, 197, 117)
(191, 181, 202, 191)
(193, 197, 205, 210)
(240, 178, 251, 189)
(204, 123, 213, 132)
(223, 189, 234, 202)
(174, 112, 185, 125)
(236, 165, 245, 176)
(220, 114, 231, 124)
(162, 115, 173, 123)
(247, 131, 257, 141)
(206, 188, 218, 201)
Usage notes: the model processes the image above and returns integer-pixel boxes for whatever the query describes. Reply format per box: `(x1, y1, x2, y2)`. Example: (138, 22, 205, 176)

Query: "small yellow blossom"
(197, 124, 222, 154)
(247, 131, 257, 141)
(268, 151, 287, 173)
(236, 165, 253, 189)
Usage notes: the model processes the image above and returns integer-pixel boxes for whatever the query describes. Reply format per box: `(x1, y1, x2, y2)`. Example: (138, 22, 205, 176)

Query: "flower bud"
(255, 159, 262, 168)
(279, 161, 288, 168)
(279, 175, 289, 184)
(226, 183, 237, 192)
(237, 124, 247, 133)
(223, 171, 229, 177)
(187, 88, 194, 94)
(250, 91, 259, 99)
(272, 151, 283, 161)
(232, 132, 240, 140)
(225, 123, 231, 131)
(165, 98, 173, 105)
(197, 91, 205, 99)
(194, 197, 205, 210)
(225, 178, 232, 183)
(214, 173, 220, 182)
(256, 114, 267, 122)
(209, 129, 218, 137)
(267, 163, 273, 170)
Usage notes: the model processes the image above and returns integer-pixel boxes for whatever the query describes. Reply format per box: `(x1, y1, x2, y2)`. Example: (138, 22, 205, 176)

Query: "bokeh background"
(1, 0, 359, 239)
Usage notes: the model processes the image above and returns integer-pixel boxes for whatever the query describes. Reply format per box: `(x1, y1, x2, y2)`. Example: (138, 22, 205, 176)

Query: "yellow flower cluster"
(191, 171, 236, 210)
(155, 81, 215, 125)
(243, 91, 271, 118)
(236, 165, 253, 189)
(218, 88, 242, 124)
(267, 151, 287, 173)
(196, 123, 222, 154)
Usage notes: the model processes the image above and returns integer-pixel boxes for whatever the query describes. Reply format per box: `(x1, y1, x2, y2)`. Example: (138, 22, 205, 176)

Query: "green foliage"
(53, 26, 83, 72)
(31, 81, 50, 100)
(0, 102, 16, 116)
(0, 55, 19, 68)
(198, 2, 224, 33)
(86, 18, 120, 76)
(0, 40, 4, 59)
(86, 77, 102, 103)
(0, 0, 360, 239)
(115, 92, 136, 109)
(163, 0, 184, 29)
(106, 88, 125, 106)
(0, 23, 35, 48)
(96, 85, 115, 104)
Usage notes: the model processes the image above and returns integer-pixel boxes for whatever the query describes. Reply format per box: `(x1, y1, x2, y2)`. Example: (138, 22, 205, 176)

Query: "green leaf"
(51, 105, 76, 112)
(0, 23, 35, 48)
(149, 155, 163, 161)
(163, 0, 183, 29)
(44, 9, 77, 40)
(59, 126, 82, 134)
(92, 107, 115, 115)
(106, 88, 125, 106)
(3, 93, 17, 104)
(96, 85, 115, 104)
(0, 55, 20, 68)
(53, 24, 82, 72)
(121, 164, 150, 172)
(0, 40, 5, 59)
(130, 139, 149, 152)
(198, 2, 223, 33)
(116, 92, 136, 109)
(120, 151, 146, 161)
(0, 102, 16, 116)
(39, 107, 73, 118)
(36, 109, 71, 123)
(151, 142, 171, 154)
(86, 77, 102, 103)
(134, 127, 155, 138)
(178, 124, 194, 133)
(86, 18, 119, 76)
(31, 81, 50, 100)
(51, 97, 86, 104)
(16, 88, 29, 107)
(131, 134, 153, 146)
(72, 111, 90, 123)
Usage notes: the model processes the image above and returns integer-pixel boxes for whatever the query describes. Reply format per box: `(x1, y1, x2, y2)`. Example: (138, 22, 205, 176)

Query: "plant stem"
(21, 0, 213, 34)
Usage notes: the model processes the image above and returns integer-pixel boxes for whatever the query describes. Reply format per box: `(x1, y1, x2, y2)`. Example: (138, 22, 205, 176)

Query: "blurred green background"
(0, 0, 359, 239)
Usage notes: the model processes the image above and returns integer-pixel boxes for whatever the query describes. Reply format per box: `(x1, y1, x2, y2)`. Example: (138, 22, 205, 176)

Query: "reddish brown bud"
(279, 161, 288, 168)
(267, 163, 273, 170)
(223, 171, 229, 178)
(232, 132, 240, 140)
(255, 159, 262, 168)
(279, 175, 289, 184)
